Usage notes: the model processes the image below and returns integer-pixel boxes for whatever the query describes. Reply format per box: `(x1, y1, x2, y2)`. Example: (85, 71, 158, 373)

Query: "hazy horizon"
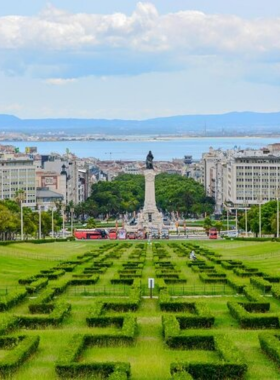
(0, 1, 279, 119)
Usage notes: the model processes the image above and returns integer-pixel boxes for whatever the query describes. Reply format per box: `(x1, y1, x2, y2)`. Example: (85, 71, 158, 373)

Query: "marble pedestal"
(138, 169, 163, 230)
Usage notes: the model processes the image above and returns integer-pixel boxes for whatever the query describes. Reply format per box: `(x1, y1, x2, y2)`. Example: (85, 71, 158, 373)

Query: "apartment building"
(225, 153, 280, 206)
(201, 146, 280, 210)
(0, 158, 36, 207)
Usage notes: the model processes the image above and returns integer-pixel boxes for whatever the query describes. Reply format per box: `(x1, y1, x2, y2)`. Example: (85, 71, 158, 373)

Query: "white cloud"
(0, 2, 279, 78)
(45, 78, 77, 85)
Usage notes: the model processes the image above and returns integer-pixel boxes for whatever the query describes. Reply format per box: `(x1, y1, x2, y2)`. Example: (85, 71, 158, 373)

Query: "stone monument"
(138, 151, 163, 230)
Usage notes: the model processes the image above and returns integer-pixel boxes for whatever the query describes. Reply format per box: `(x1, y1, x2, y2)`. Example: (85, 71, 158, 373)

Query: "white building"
(201, 145, 280, 210)
(0, 158, 36, 207)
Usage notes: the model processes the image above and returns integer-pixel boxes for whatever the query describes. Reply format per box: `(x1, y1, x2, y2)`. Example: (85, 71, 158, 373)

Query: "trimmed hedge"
(38, 269, 65, 280)
(28, 288, 57, 313)
(171, 372, 194, 380)
(227, 276, 246, 293)
(170, 334, 247, 380)
(25, 278, 49, 294)
(259, 332, 280, 365)
(272, 284, 280, 300)
(0, 315, 18, 335)
(227, 301, 279, 329)
(243, 285, 263, 302)
(17, 302, 71, 328)
(250, 277, 272, 292)
(56, 333, 130, 378)
(0, 335, 40, 377)
(86, 315, 137, 346)
(199, 273, 227, 284)
(0, 288, 27, 311)
(161, 297, 214, 327)
(69, 275, 99, 285)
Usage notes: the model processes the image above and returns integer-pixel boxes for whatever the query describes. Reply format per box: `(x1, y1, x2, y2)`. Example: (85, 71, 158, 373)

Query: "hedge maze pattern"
(2, 240, 280, 379)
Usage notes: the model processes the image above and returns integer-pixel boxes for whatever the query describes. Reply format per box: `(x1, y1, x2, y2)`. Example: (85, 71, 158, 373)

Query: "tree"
(203, 217, 213, 235)
(84, 173, 214, 218)
(214, 221, 223, 233)
(86, 217, 96, 229)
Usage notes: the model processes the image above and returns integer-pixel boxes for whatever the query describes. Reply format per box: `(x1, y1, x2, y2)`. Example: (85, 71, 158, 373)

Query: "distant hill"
(1, 111, 280, 135)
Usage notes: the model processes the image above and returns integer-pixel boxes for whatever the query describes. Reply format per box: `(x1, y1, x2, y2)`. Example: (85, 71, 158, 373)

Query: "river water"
(1, 137, 279, 161)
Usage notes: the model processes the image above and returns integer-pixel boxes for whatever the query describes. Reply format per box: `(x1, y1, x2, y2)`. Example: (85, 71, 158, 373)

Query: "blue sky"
(0, 1, 280, 119)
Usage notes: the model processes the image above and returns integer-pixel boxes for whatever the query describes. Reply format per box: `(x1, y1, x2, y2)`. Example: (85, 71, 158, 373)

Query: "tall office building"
(0, 158, 36, 207)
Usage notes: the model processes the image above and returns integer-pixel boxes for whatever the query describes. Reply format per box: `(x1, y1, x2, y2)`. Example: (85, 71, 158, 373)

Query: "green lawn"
(1, 240, 280, 379)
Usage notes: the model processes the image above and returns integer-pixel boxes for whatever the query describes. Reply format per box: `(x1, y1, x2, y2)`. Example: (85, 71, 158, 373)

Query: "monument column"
(138, 151, 163, 230)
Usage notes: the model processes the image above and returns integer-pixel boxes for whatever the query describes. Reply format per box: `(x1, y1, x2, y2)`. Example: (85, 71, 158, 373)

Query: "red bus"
(209, 227, 218, 239)
(74, 229, 108, 240)
(108, 229, 118, 240)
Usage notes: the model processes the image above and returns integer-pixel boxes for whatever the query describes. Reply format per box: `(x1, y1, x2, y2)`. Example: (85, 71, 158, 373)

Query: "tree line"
(0, 200, 62, 240)
(75, 173, 215, 219)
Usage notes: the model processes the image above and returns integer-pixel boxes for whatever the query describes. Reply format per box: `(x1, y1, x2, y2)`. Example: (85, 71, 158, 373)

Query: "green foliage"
(170, 334, 247, 380)
(86, 217, 97, 228)
(227, 302, 279, 329)
(0, 335, 40, 377)
(243, 285, 263, 302)
(17, 302, 71, 328)
(250, 277, 272, 292)
(0, 315, 18, 335)
(259, 333, 280, 366)
(239, 200, 278, 236)
(80, 173, 214, 217)
(56, 333, 130, 378)
(0, 288, 27, 311)
(25, 278, 49, 294)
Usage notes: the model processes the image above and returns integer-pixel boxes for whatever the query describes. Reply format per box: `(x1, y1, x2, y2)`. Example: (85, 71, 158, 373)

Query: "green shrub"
(0, 288, 27, 311)
(17, 302, 71, 328)
(171, 371, 194, 380)
(259, 333, 280, 365)
(25, 278, 49, 294)
(243, 285, 263, 302)
(250, 277, 272, 292)
(170, 334, 247, 380)
(227, 302, 279, 329)
(0, 315, 18, 335)
(56, 333, 130, 378)
(0, 335, 40, 377)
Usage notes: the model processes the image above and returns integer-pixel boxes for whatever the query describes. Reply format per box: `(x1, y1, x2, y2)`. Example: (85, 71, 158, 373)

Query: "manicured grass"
(1, 240, 280, 379)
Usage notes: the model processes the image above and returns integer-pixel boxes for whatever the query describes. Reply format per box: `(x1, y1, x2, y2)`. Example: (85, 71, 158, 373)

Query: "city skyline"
(0, 1, 280, 119)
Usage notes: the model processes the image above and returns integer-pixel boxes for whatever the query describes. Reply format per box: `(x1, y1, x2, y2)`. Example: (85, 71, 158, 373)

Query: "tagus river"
(2, 137, 279, 161)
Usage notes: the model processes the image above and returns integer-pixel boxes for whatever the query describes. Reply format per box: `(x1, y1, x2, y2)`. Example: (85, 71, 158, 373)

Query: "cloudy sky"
(0, 0, 280, 119)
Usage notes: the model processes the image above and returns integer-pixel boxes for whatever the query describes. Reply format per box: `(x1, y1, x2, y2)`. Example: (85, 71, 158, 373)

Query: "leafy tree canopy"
(78, 173, 214, 217)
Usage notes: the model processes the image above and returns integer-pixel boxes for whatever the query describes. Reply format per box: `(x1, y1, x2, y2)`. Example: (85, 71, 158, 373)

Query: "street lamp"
(257, 193, 262, 238)
(70, 207, 74, 236)
(38, 205, 42, 240)
(243, 201, 249, 238)
(61, 204, 66, 239)
(50, 206, 54, 238)
(20, 200, 24, 241)
(227, 208, 229, 233)
(235, 209, 238, 233)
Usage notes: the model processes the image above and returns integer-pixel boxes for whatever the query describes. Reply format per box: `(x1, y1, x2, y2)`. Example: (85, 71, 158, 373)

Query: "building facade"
(0, 158, 36, 207)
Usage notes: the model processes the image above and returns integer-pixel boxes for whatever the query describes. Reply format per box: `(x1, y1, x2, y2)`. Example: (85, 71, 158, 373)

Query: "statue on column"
(146, 151, 154, 169)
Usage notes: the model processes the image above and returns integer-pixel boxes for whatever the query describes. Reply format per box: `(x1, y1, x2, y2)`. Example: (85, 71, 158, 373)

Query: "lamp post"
(70, 207, 74, 236)
(243, 201, 249, 238)
(227, 208, 229, 233)
(235, 209, 238, 233)
(258, 193, 262, 238)
(20, 200, 24, 241)
(51, 207, 54, 238)
(61, 204, 66, 238)
(38, 205, 42, 240)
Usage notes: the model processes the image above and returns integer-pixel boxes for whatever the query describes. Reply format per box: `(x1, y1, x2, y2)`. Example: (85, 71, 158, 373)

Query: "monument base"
(137, 169, 163, 231)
